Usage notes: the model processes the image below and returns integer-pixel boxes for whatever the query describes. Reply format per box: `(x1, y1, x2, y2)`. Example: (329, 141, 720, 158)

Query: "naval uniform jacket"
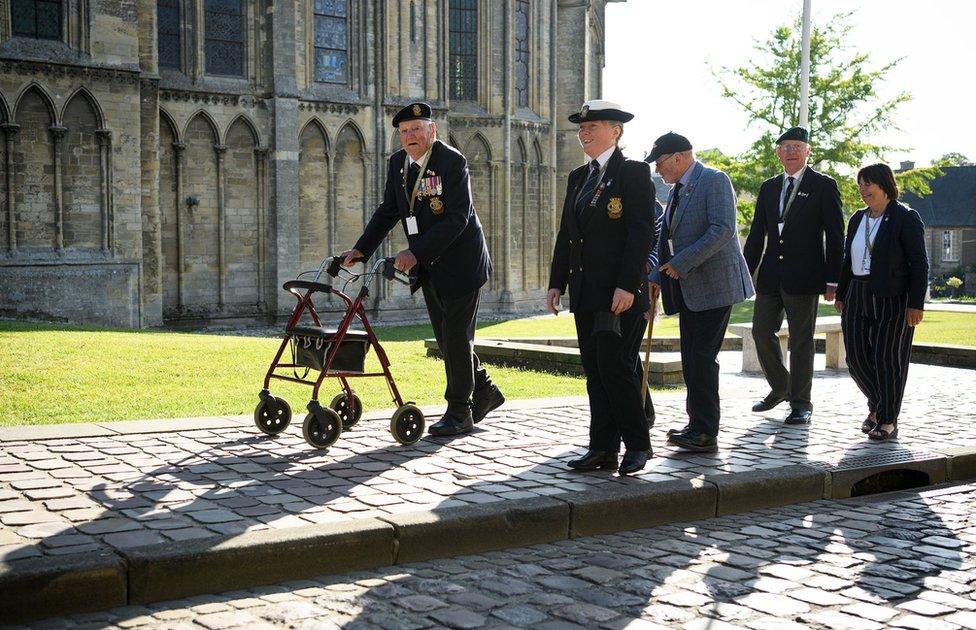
(743, 167, 845, 295)
(548, 148, 654, 313)
(354, 139, 491, 299)
(837, 200, 929, 310)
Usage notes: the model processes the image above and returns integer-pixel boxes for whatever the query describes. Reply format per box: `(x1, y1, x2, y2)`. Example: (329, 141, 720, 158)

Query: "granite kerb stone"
(379, 496, 570, 565)
(564, 477, 716, 538)
(940, 445, 976, 481)
(0, 549, 127, 624)
(706, 464, 829, 516)
(120, 517, 394, 605)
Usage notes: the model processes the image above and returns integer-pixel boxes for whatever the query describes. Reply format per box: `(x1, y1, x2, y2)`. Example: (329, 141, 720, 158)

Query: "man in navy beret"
(342, 102, 503, 437)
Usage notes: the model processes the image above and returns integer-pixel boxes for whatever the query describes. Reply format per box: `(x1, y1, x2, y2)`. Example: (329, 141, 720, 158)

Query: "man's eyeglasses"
(777, 144, 808, 154)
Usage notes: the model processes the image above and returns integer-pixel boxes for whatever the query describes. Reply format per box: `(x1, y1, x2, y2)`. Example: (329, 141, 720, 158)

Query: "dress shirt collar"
(783, 164, 807, 181)
(407, 147, 432, 168)
(587, 146, 616, 170)
(678, 160, 700, 188)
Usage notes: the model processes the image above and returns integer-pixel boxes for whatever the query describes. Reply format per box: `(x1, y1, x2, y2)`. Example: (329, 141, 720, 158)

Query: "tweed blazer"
(650, 161, 755, 314)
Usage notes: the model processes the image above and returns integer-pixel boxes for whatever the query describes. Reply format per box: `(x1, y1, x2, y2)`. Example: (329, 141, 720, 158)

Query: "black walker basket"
(290, 327, 370, 373)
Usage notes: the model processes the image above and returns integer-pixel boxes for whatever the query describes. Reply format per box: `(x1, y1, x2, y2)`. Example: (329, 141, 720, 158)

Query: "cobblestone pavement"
(21, 482, 976, 629)
(1, 356, 974, 562)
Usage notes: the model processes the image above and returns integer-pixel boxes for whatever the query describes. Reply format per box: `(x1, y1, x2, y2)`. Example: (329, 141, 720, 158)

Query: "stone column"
(172, 141, 186, 310)
(254, 147, 269, 310)
(49, 125, 67, 251)
(1, 123, 19, 251)
(214, 143, 227, 310)
(95, 128, 113, 252)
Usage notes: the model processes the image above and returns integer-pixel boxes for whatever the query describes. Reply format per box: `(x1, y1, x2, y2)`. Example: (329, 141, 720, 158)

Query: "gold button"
(779, 239, 784, 244)
(778, 255, 784, 260)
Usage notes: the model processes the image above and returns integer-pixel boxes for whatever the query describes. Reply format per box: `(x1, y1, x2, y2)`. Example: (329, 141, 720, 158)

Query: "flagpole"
(799, 0, 812, 128)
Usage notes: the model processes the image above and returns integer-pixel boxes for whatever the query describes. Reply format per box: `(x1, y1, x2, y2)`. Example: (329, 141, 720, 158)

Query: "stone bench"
(424, 338, 685, 386)
(727, 315, 845, 372)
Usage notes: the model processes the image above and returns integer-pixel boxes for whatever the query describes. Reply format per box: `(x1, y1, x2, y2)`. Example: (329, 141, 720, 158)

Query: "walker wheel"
(302, 407, 342, 449)
(254, 396, 292, 436)
(330, 393, 363, 429)
(390, 404, 425, 445)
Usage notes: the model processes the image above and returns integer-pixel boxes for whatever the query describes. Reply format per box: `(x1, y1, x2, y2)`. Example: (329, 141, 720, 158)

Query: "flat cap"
(568, 99, 634, 124)
(644, 132, 693, 163)
(392, 102, 433, 127)
(776, 126, 809, 144)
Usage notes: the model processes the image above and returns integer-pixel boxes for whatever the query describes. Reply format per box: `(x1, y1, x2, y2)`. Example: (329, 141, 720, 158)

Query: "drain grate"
(806, 449, 940, 472)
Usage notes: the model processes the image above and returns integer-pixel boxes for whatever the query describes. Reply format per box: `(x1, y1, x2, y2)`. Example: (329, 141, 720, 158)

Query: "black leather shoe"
(472, 385, 505, 424)
(784, 408, 812, 425)
(667, 430, 718, 453)
(428, 410, 474, 436)
(752, 394, 787, 413)
(567, 450, 618, 471)
(667, 424, 691, 437)
(619, 449, 651, 475)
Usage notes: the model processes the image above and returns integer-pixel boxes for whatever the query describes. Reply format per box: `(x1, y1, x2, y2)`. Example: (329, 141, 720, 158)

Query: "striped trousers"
(841, 277, 915, 424)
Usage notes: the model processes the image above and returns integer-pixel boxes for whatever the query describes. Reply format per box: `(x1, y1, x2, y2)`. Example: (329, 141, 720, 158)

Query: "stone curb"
(120, 517, 394, 605)
(5, 453, 976, 623)
(381, 496, 570, 565)
(566, 478, 715, 538)
(0, 550, 127, 623)
(823, 452, 948, 499)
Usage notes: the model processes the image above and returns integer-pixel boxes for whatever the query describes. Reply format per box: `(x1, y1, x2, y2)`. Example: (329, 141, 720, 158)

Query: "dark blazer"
(354, 139, 491, 298)
(837, 200, 929, 310)
(548, 148, 654, 313)
(743, 167, 845, 295)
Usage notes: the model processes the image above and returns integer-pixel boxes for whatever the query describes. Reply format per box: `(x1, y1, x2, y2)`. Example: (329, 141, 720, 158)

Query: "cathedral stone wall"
(0, 0, 616, 328)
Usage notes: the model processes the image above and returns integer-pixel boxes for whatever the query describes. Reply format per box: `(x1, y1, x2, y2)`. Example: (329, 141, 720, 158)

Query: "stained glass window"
(515, 0, 530, 108)
(157, 0, 181, 70)
(313, 0, 348, 84)
(205, 0, 244, 77)
(449, 0, 477, 101)
(11, 0, 62, 40)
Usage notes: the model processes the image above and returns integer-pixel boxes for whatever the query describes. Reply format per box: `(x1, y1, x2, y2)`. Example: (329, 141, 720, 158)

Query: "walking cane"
(641, 282, 660, 393)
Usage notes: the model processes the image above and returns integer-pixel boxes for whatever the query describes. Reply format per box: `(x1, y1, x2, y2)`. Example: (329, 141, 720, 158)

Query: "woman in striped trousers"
(834, 163, 929, 441)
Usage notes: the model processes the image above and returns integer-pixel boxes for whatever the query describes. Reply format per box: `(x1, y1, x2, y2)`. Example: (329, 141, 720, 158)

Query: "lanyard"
(862, 213, 883, 266)
(403, 150, 433, 216)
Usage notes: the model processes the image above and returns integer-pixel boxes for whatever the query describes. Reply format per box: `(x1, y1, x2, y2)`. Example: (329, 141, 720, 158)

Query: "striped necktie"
(575, 159, 601, 216)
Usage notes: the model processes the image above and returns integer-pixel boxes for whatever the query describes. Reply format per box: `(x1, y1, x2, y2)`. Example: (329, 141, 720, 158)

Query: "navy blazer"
(837, 200, 929, 310)
(743, 167, 845, 295)
(549, 148, 655, 313)
(355, 140, 491, 298)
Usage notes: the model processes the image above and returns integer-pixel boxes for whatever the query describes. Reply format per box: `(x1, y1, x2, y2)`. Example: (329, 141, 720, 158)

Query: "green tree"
(704, 12, 940, 231)
(933, 153, 974, 167)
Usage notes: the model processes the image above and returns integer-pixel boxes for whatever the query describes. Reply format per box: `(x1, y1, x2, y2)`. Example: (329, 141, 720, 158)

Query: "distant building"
(901, 165, 976, 278)
(0, 0, 623, 328)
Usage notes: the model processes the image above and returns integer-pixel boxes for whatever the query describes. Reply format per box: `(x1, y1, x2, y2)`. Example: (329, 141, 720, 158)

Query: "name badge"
(406, 216, 419, 235)
(668, 239, 674, 256)
(778, 222, 785, 235)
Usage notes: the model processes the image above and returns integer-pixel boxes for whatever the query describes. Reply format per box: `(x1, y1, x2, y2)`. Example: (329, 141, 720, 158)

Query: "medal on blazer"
(607, 197, 623, 219)
(588, 178, 613, 207)
(429, 197, 444, 214)
(418, 174, 442, 198)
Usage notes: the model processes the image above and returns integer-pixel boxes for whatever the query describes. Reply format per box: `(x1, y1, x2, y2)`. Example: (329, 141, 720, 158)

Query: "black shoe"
(428, 410, 474, 437)
(667, 424, 691, 437)
(567, 450, 619, 471)
(752, 394, 787, 413)
(472, 385, 505, 424)
(619, 449, 651, 475)
(784, 408, 812, 425)
(667, 430, 718, 453)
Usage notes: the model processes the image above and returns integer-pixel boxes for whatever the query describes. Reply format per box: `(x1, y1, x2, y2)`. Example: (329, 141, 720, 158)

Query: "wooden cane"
(640, 282, 659, 393)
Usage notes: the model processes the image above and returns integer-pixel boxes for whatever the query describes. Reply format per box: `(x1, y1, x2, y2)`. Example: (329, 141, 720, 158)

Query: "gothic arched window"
(11, 0, 62, 40)
(204, 0, 245, 77)
(157, 0, 181, 70)
(449, 0, 477, 101)
(514, 0, 530, 108)
(313, 0, 348, 84)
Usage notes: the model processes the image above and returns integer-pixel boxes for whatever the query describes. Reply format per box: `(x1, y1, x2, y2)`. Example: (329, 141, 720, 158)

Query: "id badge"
(778, 222, 785, 235)
(668, 239, 674, 256)
(406, 216, 419, 235)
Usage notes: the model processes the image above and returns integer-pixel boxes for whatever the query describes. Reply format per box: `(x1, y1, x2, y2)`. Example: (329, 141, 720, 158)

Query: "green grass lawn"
(1, 303, 972, 427)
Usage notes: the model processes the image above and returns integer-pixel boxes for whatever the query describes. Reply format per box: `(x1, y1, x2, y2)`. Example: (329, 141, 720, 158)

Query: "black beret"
(776, 126, 809, 144)
(392, 102, 433, 127)
(568, 99, 634, 124)
(644, 132, 693, 163)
